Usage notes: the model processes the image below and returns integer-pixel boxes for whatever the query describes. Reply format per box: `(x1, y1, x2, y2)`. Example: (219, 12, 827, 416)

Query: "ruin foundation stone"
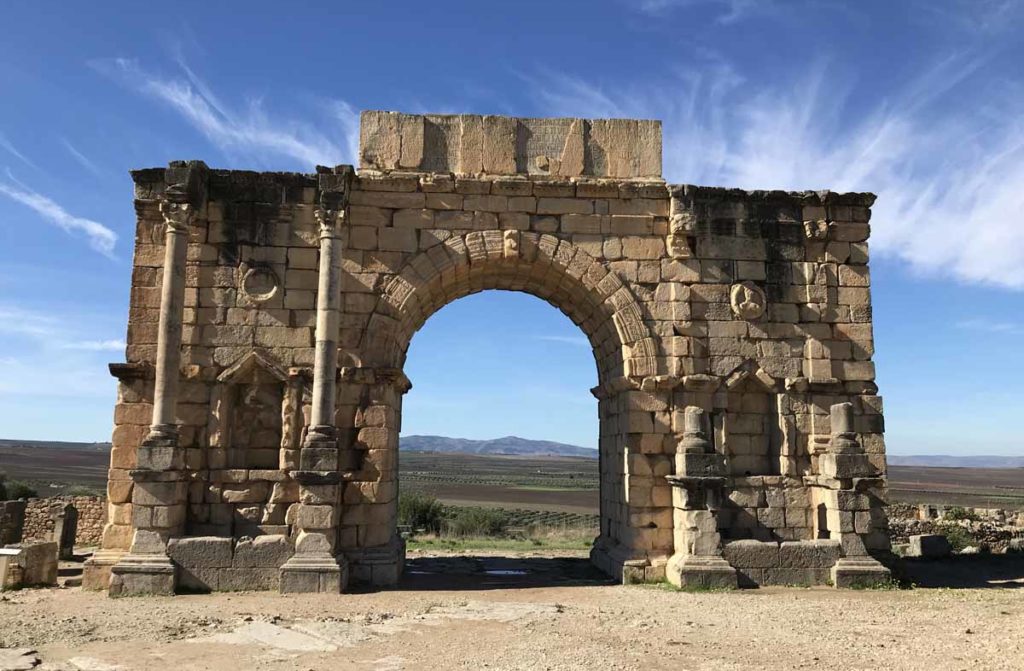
(83, 111, 891, 595)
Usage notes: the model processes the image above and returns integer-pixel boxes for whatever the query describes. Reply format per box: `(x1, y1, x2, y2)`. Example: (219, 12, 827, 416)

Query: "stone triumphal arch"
(84, 112, 891, 595)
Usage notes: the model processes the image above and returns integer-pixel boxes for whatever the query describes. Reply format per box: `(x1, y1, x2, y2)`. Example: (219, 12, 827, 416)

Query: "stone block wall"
(723, 539, 841, 586)
(167, 534, 293, 592)
(21, 496, 107, 547)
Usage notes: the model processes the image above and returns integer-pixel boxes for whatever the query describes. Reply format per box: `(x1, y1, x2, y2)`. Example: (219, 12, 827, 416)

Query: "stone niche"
(207, 351, 302, 471)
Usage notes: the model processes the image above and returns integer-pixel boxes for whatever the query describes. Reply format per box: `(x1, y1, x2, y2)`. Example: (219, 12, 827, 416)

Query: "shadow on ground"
(386, 556, 616, 591)
(897, 555, 1024, 589)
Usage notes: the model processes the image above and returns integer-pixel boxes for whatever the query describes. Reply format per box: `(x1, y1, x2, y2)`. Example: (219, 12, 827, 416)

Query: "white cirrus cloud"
(0, 133, 38, 169)
(0, 177, 117, 257)
(59, 339, 127, 351)
(61, 138, 104, 177)
(526, 54, 1024, 290)
(956, 319, 1024, 336)
(535, 335, 592, 348)
(91, 57, 358, 169)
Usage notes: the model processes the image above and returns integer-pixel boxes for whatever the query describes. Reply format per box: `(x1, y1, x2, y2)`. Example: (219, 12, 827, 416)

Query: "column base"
(590, 536, 657, 584)
(83, 549, 125, 591)
(831, 556, 891, 588)
(109, 553, 176, 597)
(279, 554, 348, 594)
(346, 536, 405, 587)
(666, 554, 738, 589)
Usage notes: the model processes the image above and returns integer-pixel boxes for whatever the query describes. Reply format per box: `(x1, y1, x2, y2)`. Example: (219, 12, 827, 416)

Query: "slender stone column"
(148, 199, 191, 440)
(302, 208, 344, 465)
(280, 206, 348, 594)
(109, 191, 195, 596)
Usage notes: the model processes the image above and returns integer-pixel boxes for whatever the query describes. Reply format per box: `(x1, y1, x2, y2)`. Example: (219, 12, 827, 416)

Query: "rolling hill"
(400, 435, 598, 458)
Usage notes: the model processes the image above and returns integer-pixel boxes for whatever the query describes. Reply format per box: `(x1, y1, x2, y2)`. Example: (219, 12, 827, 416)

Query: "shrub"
(443, 507, 508, 537)
(397, 492, 445, 534)
(939, 524, 976, 552)
(4, 480, 37, 500)
(943, 506, 980, 522)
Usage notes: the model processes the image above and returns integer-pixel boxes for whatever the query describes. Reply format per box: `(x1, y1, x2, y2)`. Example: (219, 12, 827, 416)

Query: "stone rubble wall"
(888, 503, 1024, 553)
(22, 496, 107, 547)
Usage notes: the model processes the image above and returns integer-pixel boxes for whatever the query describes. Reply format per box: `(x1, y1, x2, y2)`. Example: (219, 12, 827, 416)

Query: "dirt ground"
(2, 550, 1023, 671)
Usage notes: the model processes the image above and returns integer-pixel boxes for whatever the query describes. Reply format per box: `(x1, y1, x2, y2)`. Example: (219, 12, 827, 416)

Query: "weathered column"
(821, 402, 891, 587)
(666, 406, 737, 588)
(303, 206, 344, 460)
(109, 181, 197, 596)
(280, 203, 349, 594)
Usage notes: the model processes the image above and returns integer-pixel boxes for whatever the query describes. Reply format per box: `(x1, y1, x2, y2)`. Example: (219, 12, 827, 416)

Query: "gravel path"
(0, 557, 1022, 670)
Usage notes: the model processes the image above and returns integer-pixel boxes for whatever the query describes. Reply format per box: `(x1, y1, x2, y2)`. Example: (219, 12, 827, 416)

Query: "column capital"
(314, 207, 346, 240)
(159, 200, 195, 235)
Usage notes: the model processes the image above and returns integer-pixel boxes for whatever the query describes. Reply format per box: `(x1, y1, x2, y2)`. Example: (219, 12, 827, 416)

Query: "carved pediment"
(217, 350, 288, 385)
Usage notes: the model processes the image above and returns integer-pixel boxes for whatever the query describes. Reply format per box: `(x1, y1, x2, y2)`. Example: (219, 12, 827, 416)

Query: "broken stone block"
(778, 540, 842, 568)
(5, 541, 57, 586)
(167, 536, 233, 568)
(907, 534, 952, 559)
(233, 534, 293, 568)
(722, 540, 779, 569)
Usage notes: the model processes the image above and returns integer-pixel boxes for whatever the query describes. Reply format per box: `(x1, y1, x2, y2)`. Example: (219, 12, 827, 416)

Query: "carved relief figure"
(729, 281, 766, 320)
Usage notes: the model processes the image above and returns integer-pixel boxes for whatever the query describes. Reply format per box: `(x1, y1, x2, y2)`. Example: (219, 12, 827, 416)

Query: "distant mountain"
(888, 455, 1024, 468)
(0, 439, 111, 451)
(400, 435, 598, 458)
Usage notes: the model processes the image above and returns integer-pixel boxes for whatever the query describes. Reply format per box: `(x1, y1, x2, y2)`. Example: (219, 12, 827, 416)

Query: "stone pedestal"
(831, 556, 890, 588)
(666, 554, 738, 589)
(83, 549, 125, 591)
(279, 554, 348, 594)
(109, 552, 177, 597)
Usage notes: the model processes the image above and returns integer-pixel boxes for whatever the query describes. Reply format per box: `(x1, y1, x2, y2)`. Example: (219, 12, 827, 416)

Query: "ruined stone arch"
(91, 111, 891, 595)
(358, 231, 658, 384)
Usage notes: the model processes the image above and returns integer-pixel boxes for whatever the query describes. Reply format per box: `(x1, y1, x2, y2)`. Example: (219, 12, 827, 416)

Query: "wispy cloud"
(535, 335, 592, 348)
(956, 319, 1024, 336)
(61, 138, 104, 177)
(527, 54, 1024, 290)
(59, 339, 127, 351)
(0, 133, 38, 169)
(636, 0, 768, 23)
(91, 57, 358, 169)
(0, 304, 122, 399)
(0, 174, 117, 257)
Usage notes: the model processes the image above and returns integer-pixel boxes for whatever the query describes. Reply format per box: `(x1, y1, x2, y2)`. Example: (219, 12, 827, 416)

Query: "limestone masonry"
(84, 111, 891, 595)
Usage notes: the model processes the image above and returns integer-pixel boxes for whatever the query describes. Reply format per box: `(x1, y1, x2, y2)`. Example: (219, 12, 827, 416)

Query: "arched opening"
(396, 290, 606, 587)
(339, 232, 668, 587)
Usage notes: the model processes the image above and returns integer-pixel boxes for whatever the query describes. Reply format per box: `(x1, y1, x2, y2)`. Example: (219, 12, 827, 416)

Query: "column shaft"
(150, 209, 190, 434)
(309, 224, 342, 430)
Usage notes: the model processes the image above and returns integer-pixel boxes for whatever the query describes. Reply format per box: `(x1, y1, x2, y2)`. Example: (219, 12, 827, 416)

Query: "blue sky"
(1, 1, 1022, 455)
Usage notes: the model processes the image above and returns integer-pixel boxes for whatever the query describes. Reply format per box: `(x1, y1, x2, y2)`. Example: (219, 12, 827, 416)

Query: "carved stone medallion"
(730, 281, 766, 320)
(241, 266, 280, 304)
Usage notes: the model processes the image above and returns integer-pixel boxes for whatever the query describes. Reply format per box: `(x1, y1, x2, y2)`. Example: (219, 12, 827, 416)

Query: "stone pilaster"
(820, 402, 891, 587)
(280, 201, 349, 594)
(666, 407, 737, 588)
(110, 182, 197, 596)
